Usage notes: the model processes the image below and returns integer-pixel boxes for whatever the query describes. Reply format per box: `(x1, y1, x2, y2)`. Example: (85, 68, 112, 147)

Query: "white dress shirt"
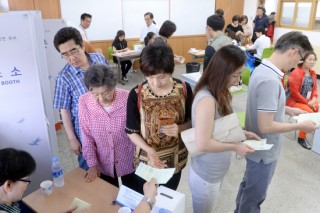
(247, 34, 271, 59)
(139, 23, 159, 42)
(77, 24, 88, 41)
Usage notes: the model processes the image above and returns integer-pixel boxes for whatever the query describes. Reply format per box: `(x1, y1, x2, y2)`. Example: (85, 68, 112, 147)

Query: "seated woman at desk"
(78, 64, 139, 192)
(225, 15, 244, 44)
(158, 20, 185, 64)
(112, 30, 132, 82)
(125, 40, 193, 192)
(286, 51, 319, 150)
(0, 148, 36, 212)
(144, 32, 156, 46)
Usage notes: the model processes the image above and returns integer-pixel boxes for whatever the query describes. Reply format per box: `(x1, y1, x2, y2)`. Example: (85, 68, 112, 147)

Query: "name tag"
(307, 91, 312, 100)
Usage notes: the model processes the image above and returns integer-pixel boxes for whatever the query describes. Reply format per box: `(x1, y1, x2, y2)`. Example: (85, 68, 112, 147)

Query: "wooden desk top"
(23, 168, 120, 213)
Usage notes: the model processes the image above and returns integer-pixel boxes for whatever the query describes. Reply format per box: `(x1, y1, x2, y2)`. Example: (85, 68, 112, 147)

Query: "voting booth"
(0, 11, 58, 194)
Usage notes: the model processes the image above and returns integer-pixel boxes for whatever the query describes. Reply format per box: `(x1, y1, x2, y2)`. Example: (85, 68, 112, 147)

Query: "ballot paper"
(293, 113, 320, 126)
(116, 185, 144, 210)
(69, 197, 91, 213)
(135, 162, 175, 184)
(243, 139, 274, 150)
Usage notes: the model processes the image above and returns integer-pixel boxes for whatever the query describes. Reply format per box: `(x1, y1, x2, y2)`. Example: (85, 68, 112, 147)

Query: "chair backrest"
(241, 67, 251, 86)
(107, 46, 113, 61)
(261, 47, 274, 59)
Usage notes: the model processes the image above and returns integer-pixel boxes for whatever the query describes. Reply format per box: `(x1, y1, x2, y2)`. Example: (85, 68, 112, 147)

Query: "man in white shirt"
(140, 12, 159, 42)
(77, 13, 92, 41)
(246, 25, 270, 66)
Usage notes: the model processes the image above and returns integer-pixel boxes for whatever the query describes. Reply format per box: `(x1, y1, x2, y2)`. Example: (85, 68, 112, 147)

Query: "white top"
(247, 35, 271, 59)
(139, 23, 159, 42)
(77, 24, 88, 41)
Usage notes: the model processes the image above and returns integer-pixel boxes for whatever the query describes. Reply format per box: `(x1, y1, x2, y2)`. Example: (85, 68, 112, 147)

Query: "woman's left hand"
(243, 130, 261, 140)
(161, 123, 179, 137)
(84, 166, 100, 182)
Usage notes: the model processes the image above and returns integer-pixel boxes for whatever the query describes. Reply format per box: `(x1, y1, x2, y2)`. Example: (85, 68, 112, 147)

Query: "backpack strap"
(182, 80, 187, 100)
(137, 83, 143, 111)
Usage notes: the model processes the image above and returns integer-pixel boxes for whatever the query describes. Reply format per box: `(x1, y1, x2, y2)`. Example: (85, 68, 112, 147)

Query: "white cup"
(118, 207, 132, 213)
(40, 180, 53, 195)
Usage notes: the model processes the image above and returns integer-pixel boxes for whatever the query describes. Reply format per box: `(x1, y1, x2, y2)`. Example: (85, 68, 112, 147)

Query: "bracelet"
(142, 196, 154, 210)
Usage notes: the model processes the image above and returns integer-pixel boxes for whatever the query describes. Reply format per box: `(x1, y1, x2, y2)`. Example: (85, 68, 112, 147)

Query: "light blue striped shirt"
(53, 52, 108, 140)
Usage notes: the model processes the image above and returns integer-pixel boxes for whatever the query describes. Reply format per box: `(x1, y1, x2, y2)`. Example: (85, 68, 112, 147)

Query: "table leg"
(117, 58, 125, 85)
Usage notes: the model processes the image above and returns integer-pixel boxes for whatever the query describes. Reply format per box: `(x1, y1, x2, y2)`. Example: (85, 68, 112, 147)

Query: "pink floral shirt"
(79, 88, 135, 177)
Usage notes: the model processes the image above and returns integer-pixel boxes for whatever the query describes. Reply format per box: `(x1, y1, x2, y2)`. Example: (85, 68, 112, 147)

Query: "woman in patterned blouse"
(78, 64, 139, 192)
(125, 39, 193, 192)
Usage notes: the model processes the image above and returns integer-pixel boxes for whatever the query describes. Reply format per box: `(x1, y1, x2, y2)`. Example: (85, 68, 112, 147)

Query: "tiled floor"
(56, 64, 320, 213)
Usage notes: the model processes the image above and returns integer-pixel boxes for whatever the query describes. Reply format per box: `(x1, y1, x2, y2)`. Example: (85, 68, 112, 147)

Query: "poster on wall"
(43, 19, 68, 126)
(0, 11, 58, 194)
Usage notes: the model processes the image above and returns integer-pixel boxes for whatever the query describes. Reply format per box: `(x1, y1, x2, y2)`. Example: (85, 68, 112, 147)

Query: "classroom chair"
(261, 47, 274, 59)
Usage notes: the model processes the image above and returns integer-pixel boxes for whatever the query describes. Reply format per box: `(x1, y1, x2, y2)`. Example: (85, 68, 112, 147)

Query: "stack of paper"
(243, 139, 274, 150)
(135, 163, 175, 184)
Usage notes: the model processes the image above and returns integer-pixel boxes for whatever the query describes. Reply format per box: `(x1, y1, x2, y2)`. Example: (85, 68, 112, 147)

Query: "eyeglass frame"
(61, 47, 81, 59)
(18, 178, 32, 185)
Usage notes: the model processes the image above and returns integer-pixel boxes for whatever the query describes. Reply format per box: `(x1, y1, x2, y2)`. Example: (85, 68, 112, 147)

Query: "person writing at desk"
(125, 40, 193, 192)
(112, 30, 132, 82)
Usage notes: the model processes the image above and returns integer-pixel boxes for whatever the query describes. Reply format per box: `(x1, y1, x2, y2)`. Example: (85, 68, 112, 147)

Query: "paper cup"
(40, 180, 53, 195)
(118, 207, 132, 213)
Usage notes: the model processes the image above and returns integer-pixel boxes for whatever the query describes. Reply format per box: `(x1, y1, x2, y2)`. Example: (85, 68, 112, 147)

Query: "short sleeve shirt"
(53, 53, 108, 140)
(245, 59, 285, 164)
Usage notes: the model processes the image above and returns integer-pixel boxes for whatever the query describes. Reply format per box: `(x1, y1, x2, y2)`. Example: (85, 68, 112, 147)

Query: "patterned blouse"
(125, 78, 193, 173)
(78, 89, 135, 178)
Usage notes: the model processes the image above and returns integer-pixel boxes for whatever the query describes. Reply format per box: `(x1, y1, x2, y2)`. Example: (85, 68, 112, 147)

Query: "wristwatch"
(142, 196, 154, 209)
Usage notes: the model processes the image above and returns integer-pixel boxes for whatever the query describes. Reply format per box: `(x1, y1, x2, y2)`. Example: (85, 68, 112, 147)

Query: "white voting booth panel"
(42, 19, 68, 126)
(0, 11, 58, 195)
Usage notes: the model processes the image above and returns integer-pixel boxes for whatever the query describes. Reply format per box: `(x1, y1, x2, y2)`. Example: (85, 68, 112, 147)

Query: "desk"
(188, 50, 205, 62)
(181, 72, 202, 91)
(112, 51, 141, 85)
(23, 168, 120, 213)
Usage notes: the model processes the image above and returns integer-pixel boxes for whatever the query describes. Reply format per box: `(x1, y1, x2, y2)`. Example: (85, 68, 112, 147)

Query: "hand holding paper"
(135, 162, 175, 184)
(243, 139, 274, 150)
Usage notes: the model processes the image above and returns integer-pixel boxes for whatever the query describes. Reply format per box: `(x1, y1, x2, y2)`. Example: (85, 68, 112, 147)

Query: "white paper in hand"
(243, 139, 274, 150)
(295, 113, 320, 126)
(69, 197, 91, 213)
(135, 162, 175, 184)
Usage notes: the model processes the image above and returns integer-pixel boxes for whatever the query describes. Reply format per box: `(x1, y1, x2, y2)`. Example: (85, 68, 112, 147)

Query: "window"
(279, 0, 320, 30)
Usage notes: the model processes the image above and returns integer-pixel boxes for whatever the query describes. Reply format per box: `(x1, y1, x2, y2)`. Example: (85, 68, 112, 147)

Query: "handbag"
(181, 113, 246, 157)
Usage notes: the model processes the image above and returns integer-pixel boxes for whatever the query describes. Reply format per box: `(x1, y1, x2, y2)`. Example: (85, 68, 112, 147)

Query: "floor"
(56, 64, 320, 213)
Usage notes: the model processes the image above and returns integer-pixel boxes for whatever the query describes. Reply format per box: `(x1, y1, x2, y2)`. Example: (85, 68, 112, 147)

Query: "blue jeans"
(235, 158, 277, 213)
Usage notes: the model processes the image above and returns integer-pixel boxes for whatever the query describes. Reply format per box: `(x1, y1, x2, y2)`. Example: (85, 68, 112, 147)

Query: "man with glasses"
(234, 31, 319, 213)
(0, 148, 36, 212)
(53, 27, 108, 170)
(203, 14, 232, 71)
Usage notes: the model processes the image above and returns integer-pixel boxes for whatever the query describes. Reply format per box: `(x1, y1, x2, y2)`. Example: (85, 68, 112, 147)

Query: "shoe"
(121, 76, 128, 82)
(297, 138, 311, 150)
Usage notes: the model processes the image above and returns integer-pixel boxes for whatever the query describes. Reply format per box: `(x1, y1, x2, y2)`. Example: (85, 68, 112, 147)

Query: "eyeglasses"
(18, 178, 32, 185)
(61, 48, 80, 59)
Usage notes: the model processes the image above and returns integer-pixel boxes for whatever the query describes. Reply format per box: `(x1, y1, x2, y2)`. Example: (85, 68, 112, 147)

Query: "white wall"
(243, 0, 258, 27)
(60, 0, 215, 40)
(274, 27, 320, 74)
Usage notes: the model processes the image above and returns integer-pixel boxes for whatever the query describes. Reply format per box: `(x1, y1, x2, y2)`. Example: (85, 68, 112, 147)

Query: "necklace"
(147, 81, 176, 98)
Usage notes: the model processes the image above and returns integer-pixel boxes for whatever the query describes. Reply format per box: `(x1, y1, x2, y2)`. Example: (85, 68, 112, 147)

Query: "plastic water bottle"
(52, 157, 64, 187)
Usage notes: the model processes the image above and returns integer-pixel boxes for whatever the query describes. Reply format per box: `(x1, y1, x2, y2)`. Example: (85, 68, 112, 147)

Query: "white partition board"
(60, 0, 122, 40)
(170, 0, 215, 35)
(122, 0, 169, 38)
